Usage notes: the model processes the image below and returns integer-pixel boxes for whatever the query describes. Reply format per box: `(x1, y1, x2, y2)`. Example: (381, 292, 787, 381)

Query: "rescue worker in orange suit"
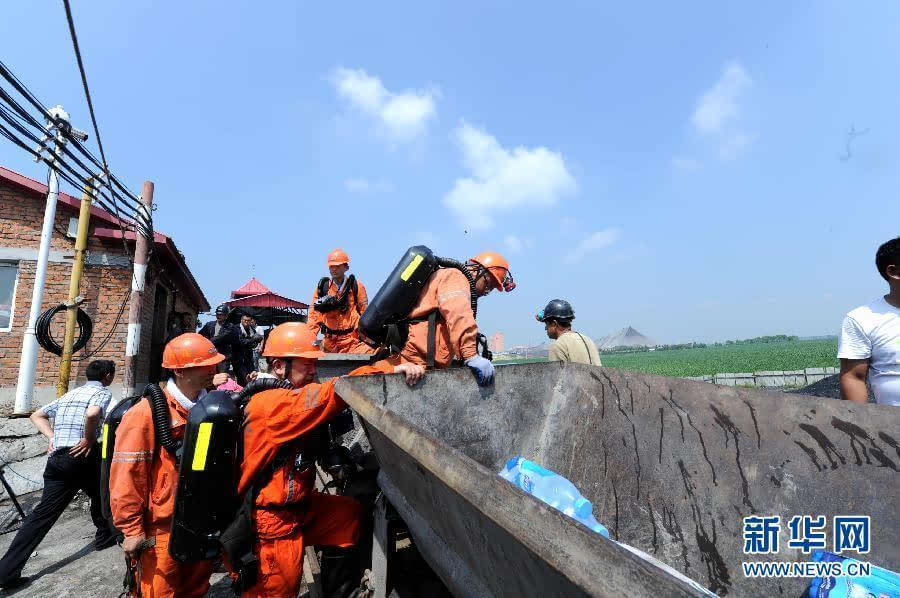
(380, 251, 514, 387)
(236, 322, 423, 597)
(307, 249, 373, 354)
(109, 333, 229, 597)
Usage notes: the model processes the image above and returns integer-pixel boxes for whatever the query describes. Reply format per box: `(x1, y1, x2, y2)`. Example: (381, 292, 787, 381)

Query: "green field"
(497, 338, 839, 378)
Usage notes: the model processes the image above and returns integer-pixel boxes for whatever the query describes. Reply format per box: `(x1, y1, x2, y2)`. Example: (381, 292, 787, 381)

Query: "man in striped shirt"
(0, 360, 118, 590)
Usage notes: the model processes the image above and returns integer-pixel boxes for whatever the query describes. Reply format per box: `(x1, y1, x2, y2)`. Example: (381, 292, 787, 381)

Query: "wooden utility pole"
(56, 179, 94, 396)
(122, 181, 153, 397)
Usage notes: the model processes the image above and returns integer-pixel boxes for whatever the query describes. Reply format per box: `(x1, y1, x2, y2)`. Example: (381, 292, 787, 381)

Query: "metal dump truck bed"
(335, 362, 899, 597)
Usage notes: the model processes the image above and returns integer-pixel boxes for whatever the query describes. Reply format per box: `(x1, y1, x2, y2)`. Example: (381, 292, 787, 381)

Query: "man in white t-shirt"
(838, 237, 900, 406)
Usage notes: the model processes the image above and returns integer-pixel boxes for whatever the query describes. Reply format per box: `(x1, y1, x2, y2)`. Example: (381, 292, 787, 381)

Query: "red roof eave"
(0, 166, 132, 229)
(0, 166, 210, 313)
(224, 292, 308, 310)
(232, 277, 272, 298)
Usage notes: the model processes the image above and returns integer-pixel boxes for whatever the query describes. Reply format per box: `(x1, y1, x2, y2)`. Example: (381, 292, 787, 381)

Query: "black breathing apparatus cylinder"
(168, 390, 242, 562)
(169, 378, 293, 562)
(359, 246, 480, 352)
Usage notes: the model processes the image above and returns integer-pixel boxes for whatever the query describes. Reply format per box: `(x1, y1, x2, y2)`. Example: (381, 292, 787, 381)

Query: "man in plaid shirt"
(0, 360, 118, 590)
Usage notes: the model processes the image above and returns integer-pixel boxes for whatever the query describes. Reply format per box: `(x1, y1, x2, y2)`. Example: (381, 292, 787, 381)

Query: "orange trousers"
(136, 532, 213, 598)
(322, 332, 374, 355)
(244, 493, 362, 598)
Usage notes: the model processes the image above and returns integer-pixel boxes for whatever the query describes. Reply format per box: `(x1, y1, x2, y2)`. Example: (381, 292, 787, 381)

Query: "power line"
(0, 78, 154, 292)
(0, 103, 139, 231)
(0, 88, 146, 226)
(62, 0, 110, 182)
(0, 59, 153, 246)
(59, 0, 154, 264)
(0, 54, 148, 219)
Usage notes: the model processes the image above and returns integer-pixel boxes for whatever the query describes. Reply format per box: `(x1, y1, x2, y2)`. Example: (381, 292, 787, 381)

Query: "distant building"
(489, 331, 505, 353)
(504, 342, 550, 359)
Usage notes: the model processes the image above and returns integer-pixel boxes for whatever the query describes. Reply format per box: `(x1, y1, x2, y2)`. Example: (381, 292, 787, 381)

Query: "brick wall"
(0, 181, 78, 253)
(0, 181, 202, 397)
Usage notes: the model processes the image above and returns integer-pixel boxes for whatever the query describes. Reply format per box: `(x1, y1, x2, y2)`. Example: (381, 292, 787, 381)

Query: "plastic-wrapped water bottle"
(807, 551, 900, 597)
(499, 457, 609, 537)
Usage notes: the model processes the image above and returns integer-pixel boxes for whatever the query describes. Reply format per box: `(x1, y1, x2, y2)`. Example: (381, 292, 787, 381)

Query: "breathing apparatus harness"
(360, 246, 494, 368)
(424, 257, 492, 365)
(221, 376, 355, 591)
(109, 384, 184, 597)
(221, 377, 296, 591)
(104, 379, 302, 591)
(314, 274, 361, 337)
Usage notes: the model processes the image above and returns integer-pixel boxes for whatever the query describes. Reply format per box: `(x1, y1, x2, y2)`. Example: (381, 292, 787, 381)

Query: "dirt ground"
(0, 493, 234, 597)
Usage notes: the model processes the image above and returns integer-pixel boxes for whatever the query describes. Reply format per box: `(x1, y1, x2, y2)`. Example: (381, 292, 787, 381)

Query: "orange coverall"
(386, 267, 478, 369)
(307, 278, 372, 354)
(237, 364, 389, 597)
(110, 389, 213, 598)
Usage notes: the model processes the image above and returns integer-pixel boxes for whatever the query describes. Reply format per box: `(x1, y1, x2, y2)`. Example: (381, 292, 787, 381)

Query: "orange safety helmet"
(469, 251, 516, 292)
(262, 322, 324, 359)
(327, 248, 350, 267)
(161, 333, 225, 369)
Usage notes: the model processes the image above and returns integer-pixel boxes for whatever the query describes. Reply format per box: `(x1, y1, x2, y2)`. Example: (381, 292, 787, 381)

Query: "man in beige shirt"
(536, 299, 602, 365)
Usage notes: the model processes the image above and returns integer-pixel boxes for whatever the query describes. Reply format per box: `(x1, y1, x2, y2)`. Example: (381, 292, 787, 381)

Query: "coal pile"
(789, 374, 875, 402)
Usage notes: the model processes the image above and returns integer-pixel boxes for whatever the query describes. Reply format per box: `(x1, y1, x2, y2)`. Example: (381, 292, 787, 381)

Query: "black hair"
(876, 237, 900, 281)
(547, 318, 573, 329)
(86, 359, 115, 382)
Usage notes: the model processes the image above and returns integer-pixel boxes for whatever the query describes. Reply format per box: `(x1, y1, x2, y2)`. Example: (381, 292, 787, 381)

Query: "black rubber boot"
(320, 546, 361, 598)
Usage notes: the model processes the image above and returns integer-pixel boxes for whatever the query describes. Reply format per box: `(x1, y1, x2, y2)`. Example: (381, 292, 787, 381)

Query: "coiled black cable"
(35, 303, 93, 356)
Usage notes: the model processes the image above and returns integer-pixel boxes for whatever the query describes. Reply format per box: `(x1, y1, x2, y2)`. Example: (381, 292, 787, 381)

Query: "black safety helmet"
(535, 299, 575, 323)
(215, 304, 230, 316)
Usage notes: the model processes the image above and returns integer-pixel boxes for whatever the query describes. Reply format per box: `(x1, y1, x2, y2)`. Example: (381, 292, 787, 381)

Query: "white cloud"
(687, 62, 754, 161)
(504, 234, 533, 254)
(672, 156, 702, 170)
(332, 67, 437, 143)
(717, 133, 752, 161)
(443, 122, 576, 231)
(564, 228, 621, 263)
(692, 62, 751, 134)
(344, 178, 393, 194)
(504, 235, 524, 253)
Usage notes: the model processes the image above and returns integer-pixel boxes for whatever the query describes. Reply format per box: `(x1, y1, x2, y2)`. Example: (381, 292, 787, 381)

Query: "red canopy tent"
(223, 277, 308, 326)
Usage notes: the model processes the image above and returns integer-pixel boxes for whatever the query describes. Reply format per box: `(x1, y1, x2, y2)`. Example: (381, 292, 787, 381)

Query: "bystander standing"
(838, 237, 900, 406)
(536, 299, 602, 366)
(198, 304, 239, 374)
(0, 360, 118, 590)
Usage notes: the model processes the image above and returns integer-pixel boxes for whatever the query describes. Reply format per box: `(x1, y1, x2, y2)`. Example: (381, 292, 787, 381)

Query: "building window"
(0, 261, 19, 332)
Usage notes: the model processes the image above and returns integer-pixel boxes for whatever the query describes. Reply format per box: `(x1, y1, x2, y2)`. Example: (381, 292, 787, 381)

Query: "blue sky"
(2, 2, 898, 347)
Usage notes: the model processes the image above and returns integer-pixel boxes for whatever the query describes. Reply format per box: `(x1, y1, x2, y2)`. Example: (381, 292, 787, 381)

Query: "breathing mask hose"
(144, 384, 179, 456)
(435, 257, 479, 318)
(233, 378, 294, 408)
